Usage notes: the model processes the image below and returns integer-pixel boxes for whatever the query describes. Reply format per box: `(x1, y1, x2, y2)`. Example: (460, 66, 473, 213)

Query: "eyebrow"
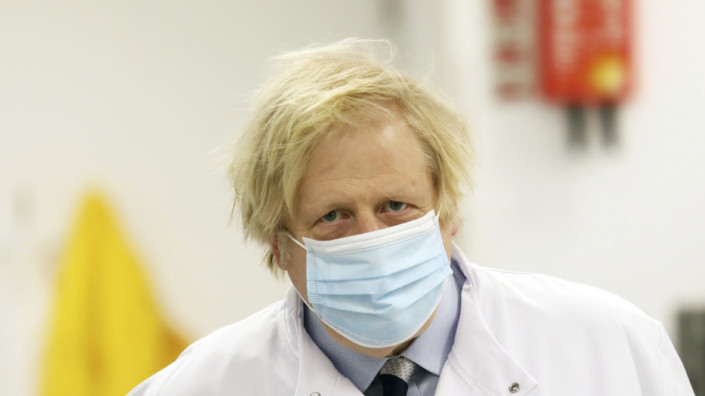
(301, 186, 424, 218)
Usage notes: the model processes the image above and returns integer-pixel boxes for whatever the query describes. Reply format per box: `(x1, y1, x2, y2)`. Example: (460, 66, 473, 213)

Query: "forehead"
(293, 110, 434, 212)
(321, 113, 423, 167)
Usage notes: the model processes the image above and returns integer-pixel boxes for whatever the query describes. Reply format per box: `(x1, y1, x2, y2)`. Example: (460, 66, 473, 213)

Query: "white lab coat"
(130, 244, 694, 395)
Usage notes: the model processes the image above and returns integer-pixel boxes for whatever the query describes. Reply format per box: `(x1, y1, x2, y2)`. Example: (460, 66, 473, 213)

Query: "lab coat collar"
(441, 243, 538, 395)
(283, 287, 363, 396)
(281, 243, 538, 395)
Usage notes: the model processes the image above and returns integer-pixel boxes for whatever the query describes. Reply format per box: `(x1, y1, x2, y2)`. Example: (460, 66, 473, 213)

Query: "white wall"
(1, 1, 704, 395)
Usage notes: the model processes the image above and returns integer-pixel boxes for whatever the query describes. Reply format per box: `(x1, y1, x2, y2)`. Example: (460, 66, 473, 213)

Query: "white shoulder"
(470, 265, 661, 345)
(475, 266, 651, 323)
(466, 264, 693, 395)
(129, 300, 298, 396)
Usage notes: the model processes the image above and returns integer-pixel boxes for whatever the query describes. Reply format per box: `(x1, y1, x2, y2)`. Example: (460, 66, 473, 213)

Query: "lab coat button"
(509, 382, 520, 393)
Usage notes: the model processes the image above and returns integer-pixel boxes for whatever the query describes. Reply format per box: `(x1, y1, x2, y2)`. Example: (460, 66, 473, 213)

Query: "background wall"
(1, 1, 703, 395)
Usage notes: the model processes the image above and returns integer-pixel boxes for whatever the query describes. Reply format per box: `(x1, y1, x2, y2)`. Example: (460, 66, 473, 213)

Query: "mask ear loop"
(436, 202, 453, 298)
(283, 233, 318, 312)
(293, 285, 317, 312)
(287, 233, 307, 250)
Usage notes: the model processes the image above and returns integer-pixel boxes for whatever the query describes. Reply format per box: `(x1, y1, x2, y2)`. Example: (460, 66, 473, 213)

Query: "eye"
(320, 210, 340, 223)
(386, 200, 407, 212)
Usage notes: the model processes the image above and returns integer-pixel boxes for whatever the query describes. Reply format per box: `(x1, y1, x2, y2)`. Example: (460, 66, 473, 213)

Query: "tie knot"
(380, 356, 416, 383)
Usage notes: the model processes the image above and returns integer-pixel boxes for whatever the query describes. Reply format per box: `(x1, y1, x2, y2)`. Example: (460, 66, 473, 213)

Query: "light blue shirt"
(304, 258, 464, 396)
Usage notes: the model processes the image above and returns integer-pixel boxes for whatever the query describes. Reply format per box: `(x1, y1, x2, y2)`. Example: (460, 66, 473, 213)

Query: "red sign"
(539, 0, 634, 103)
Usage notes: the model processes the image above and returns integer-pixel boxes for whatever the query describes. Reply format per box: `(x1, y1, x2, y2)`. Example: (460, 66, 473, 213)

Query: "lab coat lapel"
(441, 245, 539, 395)
(282, 287, 362, 396)
(294, 328, 362, 396)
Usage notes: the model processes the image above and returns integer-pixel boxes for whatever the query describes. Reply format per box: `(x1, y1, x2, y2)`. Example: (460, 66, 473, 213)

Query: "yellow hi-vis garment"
(41, 192, 188, 396)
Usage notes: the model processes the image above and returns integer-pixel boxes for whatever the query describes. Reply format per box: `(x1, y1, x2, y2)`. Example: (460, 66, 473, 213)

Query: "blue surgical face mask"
(288, 209, 452, 348)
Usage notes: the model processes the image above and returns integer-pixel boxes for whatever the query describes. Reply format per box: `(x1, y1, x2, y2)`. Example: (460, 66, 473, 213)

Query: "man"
(130, 39, 694, 395)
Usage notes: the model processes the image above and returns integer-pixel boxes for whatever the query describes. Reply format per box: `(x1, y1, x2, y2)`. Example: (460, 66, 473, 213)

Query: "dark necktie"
(378, 356, 417, 396)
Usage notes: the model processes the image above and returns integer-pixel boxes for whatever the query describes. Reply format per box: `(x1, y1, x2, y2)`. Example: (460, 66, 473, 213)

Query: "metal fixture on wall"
(679, 309, 705, 395)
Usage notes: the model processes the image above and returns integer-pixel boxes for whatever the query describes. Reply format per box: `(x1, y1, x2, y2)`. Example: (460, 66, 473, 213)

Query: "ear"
(451, 222, 458, 237)
(270, 236, 286, 271)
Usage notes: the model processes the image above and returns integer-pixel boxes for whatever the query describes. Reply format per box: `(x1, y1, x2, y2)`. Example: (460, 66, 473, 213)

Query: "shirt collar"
(303, 258, 464, 392)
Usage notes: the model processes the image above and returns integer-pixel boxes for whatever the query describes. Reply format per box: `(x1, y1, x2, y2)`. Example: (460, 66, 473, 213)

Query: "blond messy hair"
(228, 38, 473, 274)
